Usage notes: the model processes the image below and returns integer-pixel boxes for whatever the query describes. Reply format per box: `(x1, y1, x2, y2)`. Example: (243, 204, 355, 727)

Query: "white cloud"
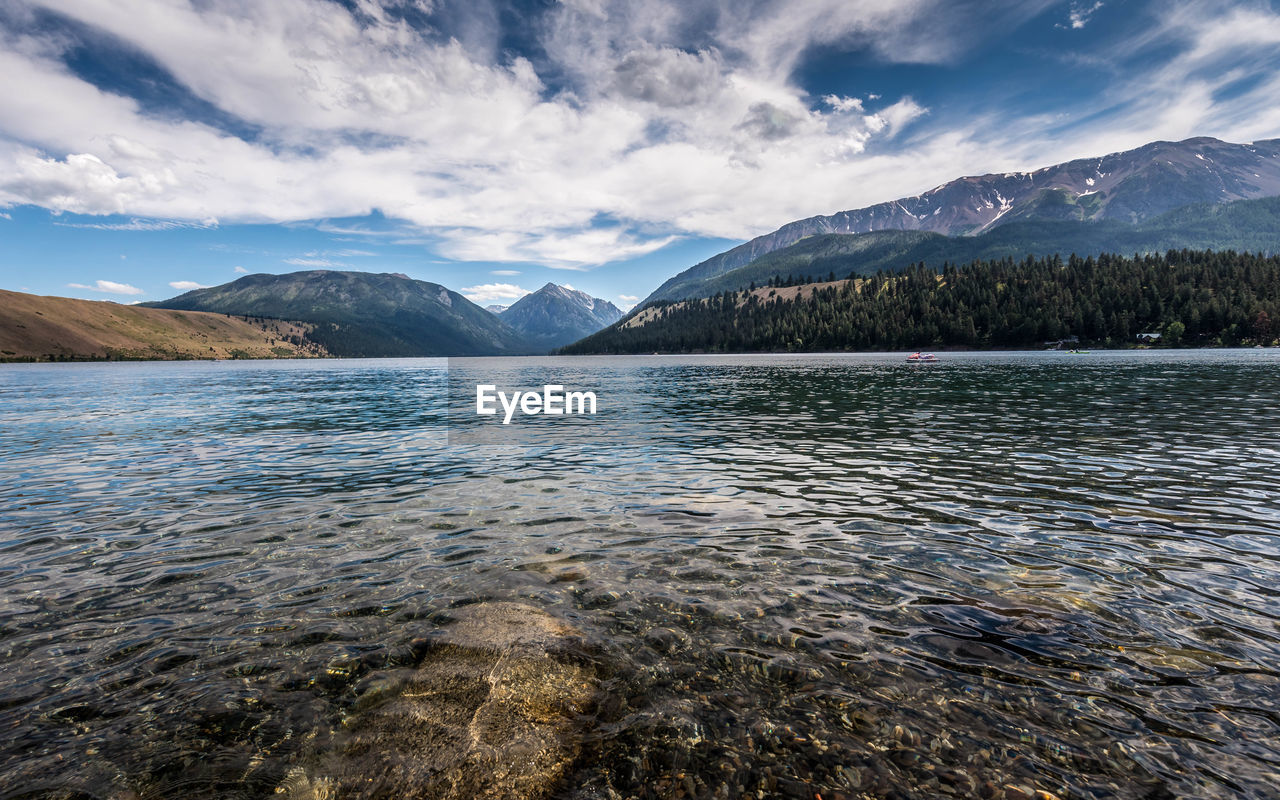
(612, 45, 727, 108)
(870, 97, 928, 136)
(1029, 1, 1280, 158)
(459, 282, 532, 303)
(437, 228, 676, 268)
(0, 211, 10, 219)
(491, 269, 521, 276)
(823, 95, 864, 113)
(3, 150, 174, 215)
(0, 0, 1274, 269)
(67, 279, 144, 295)
(618, 293, 639, 301)
(233, 265, 248, 273)
(168, 280, 208, 290)
(283, 257, 344, 267)
(0, 0, 980, 266)
(1067, 1, 1104, 29)
(54, 218, 216, 231)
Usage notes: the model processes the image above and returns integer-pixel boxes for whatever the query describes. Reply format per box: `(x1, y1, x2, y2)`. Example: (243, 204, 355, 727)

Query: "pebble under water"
(1, 351, 1279, 800)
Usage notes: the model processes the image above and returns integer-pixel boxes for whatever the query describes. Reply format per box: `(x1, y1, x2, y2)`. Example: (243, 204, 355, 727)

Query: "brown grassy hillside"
(621, 278, 858, 330)
(0, 290, 329, 361)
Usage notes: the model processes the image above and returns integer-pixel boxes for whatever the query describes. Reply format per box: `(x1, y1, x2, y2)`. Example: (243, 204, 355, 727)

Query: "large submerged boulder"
(282, 602, 598, 800)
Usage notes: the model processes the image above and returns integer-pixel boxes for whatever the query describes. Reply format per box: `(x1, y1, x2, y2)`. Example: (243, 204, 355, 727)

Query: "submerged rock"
(282, 602, 597, 800)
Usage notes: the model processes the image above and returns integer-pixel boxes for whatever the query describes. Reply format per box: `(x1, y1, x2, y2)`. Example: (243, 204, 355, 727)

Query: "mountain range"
(14, 135, 1280, 359)
(644, 136, 1280, 304)
(647, 195, 1280, 301)
(142, 272, 620, 357)
(146, 270, 526, 357)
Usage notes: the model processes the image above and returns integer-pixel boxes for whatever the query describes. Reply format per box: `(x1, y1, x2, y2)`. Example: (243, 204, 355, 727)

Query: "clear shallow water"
(2, 351, 1280, 799)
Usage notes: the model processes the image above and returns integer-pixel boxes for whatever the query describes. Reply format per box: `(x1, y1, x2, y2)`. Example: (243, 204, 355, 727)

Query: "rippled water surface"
(3, 351, 1280, 800)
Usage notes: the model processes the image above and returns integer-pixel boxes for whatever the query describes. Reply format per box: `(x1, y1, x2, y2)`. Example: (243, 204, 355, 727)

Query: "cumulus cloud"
(233, 265, 248, 273)
(67, 279, 144, 295)
(736, 102, 804, 141)
(491, 269, 521, 276)
(610, 46, 723, 107)
(460, 282, 532, 303)
(168, 280, 208, 290)
(3, 151, 174, 215)
(823, 95, 864, 113)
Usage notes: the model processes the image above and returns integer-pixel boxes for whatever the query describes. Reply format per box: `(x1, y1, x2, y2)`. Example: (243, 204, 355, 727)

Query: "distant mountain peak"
(536, 282, 593, 301)
(499, 283, 623, 351)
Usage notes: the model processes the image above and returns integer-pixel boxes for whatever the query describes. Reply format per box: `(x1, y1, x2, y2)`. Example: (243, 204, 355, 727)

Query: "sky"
(2, 0, 1280, 310)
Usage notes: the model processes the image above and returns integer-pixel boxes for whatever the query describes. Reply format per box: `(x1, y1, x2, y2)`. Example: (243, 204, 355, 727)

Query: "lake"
(2, 350, 1279, 799)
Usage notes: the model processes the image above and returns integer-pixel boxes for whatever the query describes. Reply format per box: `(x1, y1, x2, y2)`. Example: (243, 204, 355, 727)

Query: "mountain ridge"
(647, 195, 1280, 301)
(146, 270, 527, 357)
(644, 136, 1280, 304)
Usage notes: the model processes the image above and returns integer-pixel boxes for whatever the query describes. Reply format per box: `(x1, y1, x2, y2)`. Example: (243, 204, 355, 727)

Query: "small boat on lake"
(907, 352, 937, 362)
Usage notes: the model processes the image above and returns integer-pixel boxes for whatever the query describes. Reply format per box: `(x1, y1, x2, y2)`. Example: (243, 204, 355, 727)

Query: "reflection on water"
(1, 351, 1279, 799)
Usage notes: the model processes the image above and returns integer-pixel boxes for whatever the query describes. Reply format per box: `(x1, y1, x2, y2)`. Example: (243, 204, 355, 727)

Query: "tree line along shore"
(562, 249, 1280, 354)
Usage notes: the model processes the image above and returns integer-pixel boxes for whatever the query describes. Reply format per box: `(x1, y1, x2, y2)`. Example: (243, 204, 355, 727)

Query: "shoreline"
(4, 343, 1275, 364)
